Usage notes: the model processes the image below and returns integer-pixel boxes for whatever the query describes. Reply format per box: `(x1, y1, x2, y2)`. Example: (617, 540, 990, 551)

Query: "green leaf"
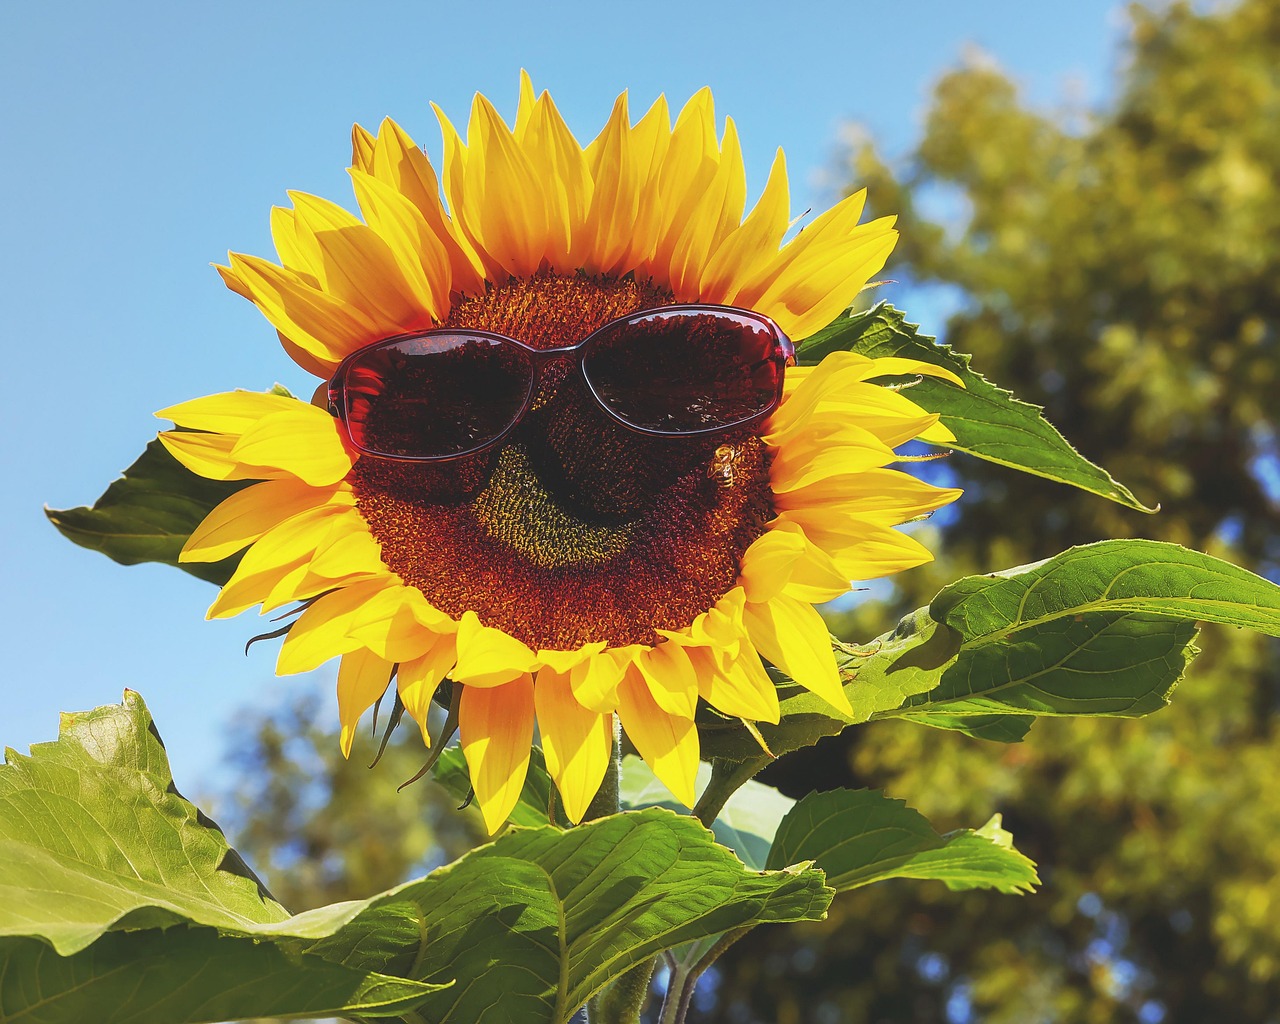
(933, 538, 1280, 639)
(699, 607, 963, 761)
(0, 930, 443, 1023)
(0, 690, 291, 954)
(45, 439, 247, 585)
(765, 789, 1039, 895)
(294, 806, 832, 1023)
(46, 386, 292, 586)
(898, 712, 1036, 743)
(704, 540, 1280, 760)
(0, 689, 447, 1022)
(800, 303, 1156, 512)
(1, 691, 830, 1024)
(620, 754, 795, 870)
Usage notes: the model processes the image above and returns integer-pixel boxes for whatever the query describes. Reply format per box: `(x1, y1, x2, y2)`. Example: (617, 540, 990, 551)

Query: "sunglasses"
(327, 304, 795, 462)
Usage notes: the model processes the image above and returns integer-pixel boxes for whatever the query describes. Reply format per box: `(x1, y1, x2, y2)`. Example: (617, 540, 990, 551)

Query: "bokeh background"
(4, 1, 1279, 1021)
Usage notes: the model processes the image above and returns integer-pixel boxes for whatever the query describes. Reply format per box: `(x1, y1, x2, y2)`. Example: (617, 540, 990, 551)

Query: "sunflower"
(158, 75, 961, 833)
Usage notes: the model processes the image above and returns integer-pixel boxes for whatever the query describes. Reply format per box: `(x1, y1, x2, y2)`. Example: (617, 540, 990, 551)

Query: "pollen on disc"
(350, 271, 776, 650)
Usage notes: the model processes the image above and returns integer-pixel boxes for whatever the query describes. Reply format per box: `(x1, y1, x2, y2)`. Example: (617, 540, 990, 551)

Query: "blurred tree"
(712, 1, 1280, 1021)
(214, 692, 485, 913)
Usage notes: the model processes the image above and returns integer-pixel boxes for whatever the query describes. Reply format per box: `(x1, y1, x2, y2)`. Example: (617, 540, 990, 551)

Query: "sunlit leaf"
(0, 689, 446, 1021)
(703, 540, 1280, 760)
(801, 303, 1156, 512)
(766, 788, 1039, 895)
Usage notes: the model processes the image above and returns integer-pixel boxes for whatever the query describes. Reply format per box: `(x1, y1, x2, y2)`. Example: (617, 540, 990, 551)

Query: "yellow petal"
(347, 583, 454, 662)
(350, 123, 376, 171)
(158, 390, 301, 436)
(208, 554, 310, 620)
(759, 227, 899, 341)
(305, 515, 386, 579)
(575, 92, 638, 274)
(686, 588, 747, 658)
(616, 668, 699, 808)
(767, 356, 952, 447)
(612, 93, 672, 274)
(535, 668, 613, 824)
(461, 94, 549, 277)
(519, 86, 591, 272)
(697, 647, 780, 724)
(181, 479, 345, 563)
(204, 505, 343, 618)
(270, 206, 321, 284)
(369, 117, 486, 296)
(230, 406, 354, 486)
(275, 579, 389, 674)
(337, 648, 394, 757)
(397, 636, 458, 746)
(644, 88, 720, 285)
(259, 559, 338, 614)
(738, 527, 807, 604)
(159, 431, 264, 483)
(860, 354, 965, 388)
(224, 251, 378, 369)
(742, 595, 851, 717)
(348, 168, 450, 318)
(702, 146, 789, 292)
(452, 610, 540, 686)
(774, 468, 963, 527)
(288, 191, 434, 334)
(635, 640, 699, 720)
(773, 510, 936, 581)
(460, 676, 535, 834)
(568, 646, 637, 713)
(665, 116, 747, 297)
(768, 426, 897, 492)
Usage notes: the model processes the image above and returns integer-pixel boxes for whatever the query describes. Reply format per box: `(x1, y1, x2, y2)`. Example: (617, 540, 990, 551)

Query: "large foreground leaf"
(0, 691, 290, 955)
(701, 540, 1280, 761)
(800, 303, 1155, 511)
(1, 692, 831, 1024)
(0, 690, 446, 1022)
(0, 930, 439, 1024)
(765, 789, 1038, 895)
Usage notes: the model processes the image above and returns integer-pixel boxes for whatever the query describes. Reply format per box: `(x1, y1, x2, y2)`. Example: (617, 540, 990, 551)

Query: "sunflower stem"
(586, 957, 657, 1023)
(692, 756, 770, 828)
(584, 715, 623, 822)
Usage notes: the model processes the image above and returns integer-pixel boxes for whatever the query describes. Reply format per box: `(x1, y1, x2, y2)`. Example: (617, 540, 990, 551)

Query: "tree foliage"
(710, 2, 1280, 1021)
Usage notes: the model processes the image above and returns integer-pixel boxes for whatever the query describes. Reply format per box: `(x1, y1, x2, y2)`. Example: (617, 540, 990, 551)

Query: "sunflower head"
(158, 74, 961, 833)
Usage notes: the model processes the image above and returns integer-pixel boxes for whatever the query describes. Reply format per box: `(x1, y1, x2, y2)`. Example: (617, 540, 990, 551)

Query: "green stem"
(656, 961, 692, 1024)
(655, 927, 753, 1024)
(691, 756, 770, 828)
(586, 958, 657, 1023)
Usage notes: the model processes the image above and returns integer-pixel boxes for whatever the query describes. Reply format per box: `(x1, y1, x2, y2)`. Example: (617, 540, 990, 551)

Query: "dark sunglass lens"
(582, 310, 782, 433)
(340, 334, 532, 458)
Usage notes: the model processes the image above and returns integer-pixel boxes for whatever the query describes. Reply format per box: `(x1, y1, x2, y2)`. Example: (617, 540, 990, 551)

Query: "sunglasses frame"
(327, 303, 796, 462)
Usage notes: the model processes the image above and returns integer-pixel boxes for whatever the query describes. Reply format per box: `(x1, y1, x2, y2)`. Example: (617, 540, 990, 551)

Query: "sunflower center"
(350, 271, 775, 650)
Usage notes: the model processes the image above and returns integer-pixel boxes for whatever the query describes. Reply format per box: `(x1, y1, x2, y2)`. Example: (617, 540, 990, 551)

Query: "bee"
(707, 443, 741, 488)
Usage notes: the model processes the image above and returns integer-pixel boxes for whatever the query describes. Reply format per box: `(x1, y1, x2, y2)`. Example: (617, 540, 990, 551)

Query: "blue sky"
(1, 0, 1127, 793)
